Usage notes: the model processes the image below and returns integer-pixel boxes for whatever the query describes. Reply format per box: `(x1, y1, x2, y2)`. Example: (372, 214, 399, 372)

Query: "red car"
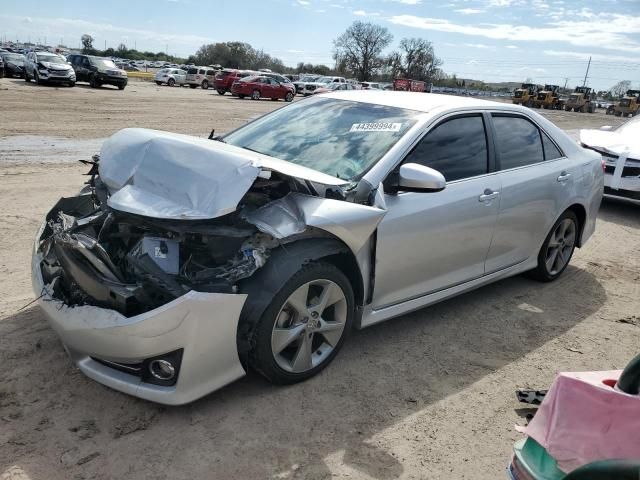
(231, 75, 295, 102)
(214, 69, 254, 95)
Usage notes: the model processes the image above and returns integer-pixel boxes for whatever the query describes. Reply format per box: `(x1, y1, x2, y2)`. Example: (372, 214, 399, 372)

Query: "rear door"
(373, 113, 501, 308)
(484, 113, 578, 272)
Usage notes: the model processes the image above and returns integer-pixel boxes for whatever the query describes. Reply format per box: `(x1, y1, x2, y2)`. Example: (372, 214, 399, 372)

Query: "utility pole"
(563, 77, 568, 92)
(104, 39, 106, 51)
(582, 56, 591, 87)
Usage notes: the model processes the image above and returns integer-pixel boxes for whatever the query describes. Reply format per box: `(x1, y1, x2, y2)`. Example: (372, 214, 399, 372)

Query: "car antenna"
(208, 129, 215, 140)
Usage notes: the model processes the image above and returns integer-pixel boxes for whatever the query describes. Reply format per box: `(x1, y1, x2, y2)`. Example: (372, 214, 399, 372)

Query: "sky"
(0, 0, 638, 90)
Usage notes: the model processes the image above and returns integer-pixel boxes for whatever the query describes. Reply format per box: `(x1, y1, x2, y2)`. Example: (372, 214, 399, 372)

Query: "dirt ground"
(0, 78, 638, 480)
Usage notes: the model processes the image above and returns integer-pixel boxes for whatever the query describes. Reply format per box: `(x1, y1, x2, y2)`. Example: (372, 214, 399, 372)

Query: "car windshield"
(3, 54, 24, 61)
(91, 58, 117, 68)
(224, 97, 419, 181)
(37, 54, 64, 64)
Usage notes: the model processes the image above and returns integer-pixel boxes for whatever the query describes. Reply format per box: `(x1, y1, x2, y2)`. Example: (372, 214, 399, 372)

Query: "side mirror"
(599, 125, 613, 131)
(398, 163, 446, 192)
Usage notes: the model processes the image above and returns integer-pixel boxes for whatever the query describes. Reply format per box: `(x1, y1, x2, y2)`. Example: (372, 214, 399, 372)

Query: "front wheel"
(89, 75, 99, 88)
(285, 91, 294, 102)
(68, 81, 76, 87)
(249, 263, 354, 384)
(189, 84, 197, 89)
(155, 81, 162, 86)
(201, 80, 209, 89)
(217, 89, 225, 95)
(34, 71, 41, 85)
(167, 78, 175, 87)
(25, 71, 30, 82)
(528, 211, 578, 282)
(251, 89, 261, 100)
(118, 84, 125, 90)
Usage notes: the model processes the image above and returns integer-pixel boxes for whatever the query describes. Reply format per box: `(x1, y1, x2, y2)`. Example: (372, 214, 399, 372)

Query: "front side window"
(492, 115, 544, 169)
(224, 97, 419, 181)
(404, 115, 488, 182)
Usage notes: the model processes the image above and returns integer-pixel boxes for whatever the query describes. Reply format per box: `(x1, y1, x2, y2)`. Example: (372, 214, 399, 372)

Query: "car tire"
(527, 210, 578, 282)
(217, 89, 225, 95)
(25, 71, 30, 82)
(189, 84, 197, 89)
(68, 81, 75, 87)
(285, 92, 294, 102)
(249, 262, 354, 385)
(155, 81, 162, 86)
(168, 78, 175, 87)
(34, 71, 40, 85)
(118, 84, 125, 90)
(89, 75, 100, 88)
(251, 89, 261, 100)
(201, 80, 209, 89)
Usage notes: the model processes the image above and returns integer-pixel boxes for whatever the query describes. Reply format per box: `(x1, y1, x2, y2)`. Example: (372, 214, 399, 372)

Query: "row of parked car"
(0, 49, 128, 89)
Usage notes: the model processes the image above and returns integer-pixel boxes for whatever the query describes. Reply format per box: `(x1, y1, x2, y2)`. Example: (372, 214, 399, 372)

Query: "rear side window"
(206, 70, 215, 75)
(187, 67, 198, 74)
(542, 132, 564, 160)
(405, 115, 488, 182)
(199, 69, 205, 74)
(492, 115, 544, 169)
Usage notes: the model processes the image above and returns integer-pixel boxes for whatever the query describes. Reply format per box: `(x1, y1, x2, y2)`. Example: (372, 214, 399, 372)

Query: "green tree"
(333, 21, 393, 81)
(81, 34, 94, 54)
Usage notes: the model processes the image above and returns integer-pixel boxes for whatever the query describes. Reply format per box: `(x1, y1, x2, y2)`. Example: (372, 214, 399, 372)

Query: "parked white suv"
(185, 66, 217, 89)
(303, 76, 346, 96)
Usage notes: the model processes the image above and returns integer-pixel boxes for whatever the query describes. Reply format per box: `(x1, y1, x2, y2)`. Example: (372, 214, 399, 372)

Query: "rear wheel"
(118, 84, 125, 90)
(201, 80, 209, 89)
(34, 71, 41, 85)
(237, 94, 245, 99)
(528, 211, 578, 282)
(155, 81, 162, 86)
(68, 81, 75, 87)
(189, 84, 197, 89)
(251, 89, 261, 100)
(217, 89, 225, 95)
(168, 78, 175, 87)
(25, 71, 30, 82)
(249, 263, 354, 384)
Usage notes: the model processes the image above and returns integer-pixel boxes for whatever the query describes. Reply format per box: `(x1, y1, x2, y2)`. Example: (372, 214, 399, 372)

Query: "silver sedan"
(32, 91, 603, 404)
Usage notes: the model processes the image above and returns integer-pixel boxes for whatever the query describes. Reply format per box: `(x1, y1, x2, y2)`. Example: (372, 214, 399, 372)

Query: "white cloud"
(391, 0, 422, 4)
(505, 45, 517, 49)
(388, 14, 640, 53)
(454, 8, 485, 14)
(544, 50, 640, 64)
(297, 0, 310, 5)
(353, 10, 380, 16)
(328, 3, 344, 7)
(0, 15, 213, 55)
(463, 43, 491, 49)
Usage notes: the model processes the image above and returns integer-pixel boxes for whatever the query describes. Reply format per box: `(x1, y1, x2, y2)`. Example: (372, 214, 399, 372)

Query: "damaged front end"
(37, 160, 305, 317)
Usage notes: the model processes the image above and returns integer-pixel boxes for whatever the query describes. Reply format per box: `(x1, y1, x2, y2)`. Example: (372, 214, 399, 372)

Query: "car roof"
(323, 90, 503, 113)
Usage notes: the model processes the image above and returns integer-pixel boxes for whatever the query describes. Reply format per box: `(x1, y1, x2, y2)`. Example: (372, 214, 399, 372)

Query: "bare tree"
(610, 80, 631, 98)
(333, 21, 393, 81)
(398, 38, 442, 83)
(81, 34, 94, 54)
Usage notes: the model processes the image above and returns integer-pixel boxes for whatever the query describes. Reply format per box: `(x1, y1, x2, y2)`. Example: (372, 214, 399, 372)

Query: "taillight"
(601, 158, 606, 172)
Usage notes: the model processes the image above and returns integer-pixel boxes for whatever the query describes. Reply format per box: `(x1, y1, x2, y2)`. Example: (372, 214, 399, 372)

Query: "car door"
(373, 113, 501, 309)
(269, 77, 284, 98)
(484, 113, 579, 273)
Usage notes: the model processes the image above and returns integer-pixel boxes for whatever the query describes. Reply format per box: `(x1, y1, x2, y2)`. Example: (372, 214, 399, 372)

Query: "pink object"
(524, 370, 640, 473)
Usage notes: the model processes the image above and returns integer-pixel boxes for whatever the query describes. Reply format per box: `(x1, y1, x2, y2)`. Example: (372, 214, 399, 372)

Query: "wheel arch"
(566, 203, 587, 247)
(235, 236, 364, 364)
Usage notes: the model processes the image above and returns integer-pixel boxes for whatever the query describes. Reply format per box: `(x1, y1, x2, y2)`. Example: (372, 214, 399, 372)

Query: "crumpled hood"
(580, 128, 640, 159)
(99, 128, 347, 220)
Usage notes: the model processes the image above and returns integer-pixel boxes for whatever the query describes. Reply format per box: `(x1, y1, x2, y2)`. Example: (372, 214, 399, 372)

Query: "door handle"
(478, 190, 500, 202)
(557, 172, 571, 182)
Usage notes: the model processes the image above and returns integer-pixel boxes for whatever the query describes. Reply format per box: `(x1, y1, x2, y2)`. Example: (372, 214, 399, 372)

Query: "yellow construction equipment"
(512, 83, 539, 107)
(609, 90, 640, 117)
(533, 85, 564, 110)
(564, 86, 596, 113)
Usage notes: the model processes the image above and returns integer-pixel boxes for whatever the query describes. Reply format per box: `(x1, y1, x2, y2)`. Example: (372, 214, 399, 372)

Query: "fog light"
(149, 359, 175, 381)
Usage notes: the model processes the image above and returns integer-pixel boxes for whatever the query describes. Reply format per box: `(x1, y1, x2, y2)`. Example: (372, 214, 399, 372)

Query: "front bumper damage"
(32, 221, 248, 405)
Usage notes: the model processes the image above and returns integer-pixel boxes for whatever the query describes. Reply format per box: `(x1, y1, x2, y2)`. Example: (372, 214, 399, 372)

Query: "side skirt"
(360, 258, 536, 328)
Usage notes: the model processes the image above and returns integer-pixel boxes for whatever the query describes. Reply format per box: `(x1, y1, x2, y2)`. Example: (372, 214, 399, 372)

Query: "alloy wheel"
(271, 279, 347, 373)
(252, 89, 260, 100)
(545, 218, 576, 275)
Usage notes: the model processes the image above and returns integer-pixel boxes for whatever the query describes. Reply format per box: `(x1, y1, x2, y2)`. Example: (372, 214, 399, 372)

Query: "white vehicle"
(580, 117, 640, 201)
(303, 76, 346, 96)
(185, 66, 217, 89)
(294, 74, 320, 94)
(154, 68, 187, 87)
(361, 82, 382, 90)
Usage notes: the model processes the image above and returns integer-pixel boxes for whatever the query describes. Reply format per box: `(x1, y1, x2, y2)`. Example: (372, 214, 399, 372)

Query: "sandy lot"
(0, 78, 638, 480)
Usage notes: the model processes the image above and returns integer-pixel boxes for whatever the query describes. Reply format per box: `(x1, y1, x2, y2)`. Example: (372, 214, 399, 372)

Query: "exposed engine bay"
(38, 157, 324, 317)
(35, 128, 386, 318)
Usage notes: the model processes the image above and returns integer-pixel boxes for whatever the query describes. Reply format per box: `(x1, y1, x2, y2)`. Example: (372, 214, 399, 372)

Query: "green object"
(513, 438, 565, 480)
(617, 352, 640, 395)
